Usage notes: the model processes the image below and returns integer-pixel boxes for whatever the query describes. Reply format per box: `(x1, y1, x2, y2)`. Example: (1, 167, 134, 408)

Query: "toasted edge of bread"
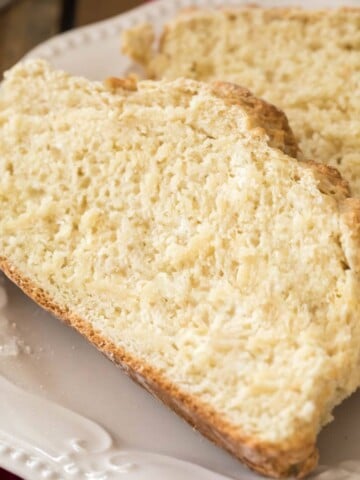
(106, 76, 300, 158)
(2, 155, 359, 478)
(0, 258, 319, 478)
(2, 63, 360, 477)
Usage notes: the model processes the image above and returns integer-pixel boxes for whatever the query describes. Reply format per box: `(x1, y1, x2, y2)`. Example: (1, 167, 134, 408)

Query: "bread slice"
(1, 59, 360, 478)
(122, 7, 360, 195)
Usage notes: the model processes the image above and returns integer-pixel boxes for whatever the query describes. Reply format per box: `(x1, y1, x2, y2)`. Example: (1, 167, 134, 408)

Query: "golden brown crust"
(181, 6, 360, 21)
(0, 258, 318, 478)
(339, 198, 360, 273)
(210, 81, 300, 158)
(104, 76, 138, 91)
(124, 6, 360, 72)
(242, 6, 360, 20)
(300, 160, 350, 198)
(104, 76, 300, 159)
(341, 198, 360, 228)
(298, 160, 360, 273)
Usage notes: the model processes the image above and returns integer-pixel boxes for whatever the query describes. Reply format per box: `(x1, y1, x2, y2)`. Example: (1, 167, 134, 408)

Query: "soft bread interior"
(1, 60, 360, 472)
(122, 8, 360, 195)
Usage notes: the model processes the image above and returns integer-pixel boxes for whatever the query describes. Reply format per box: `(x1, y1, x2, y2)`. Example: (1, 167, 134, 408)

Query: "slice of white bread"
(122, 7, 360, 195)
(1, 59, 360, 478)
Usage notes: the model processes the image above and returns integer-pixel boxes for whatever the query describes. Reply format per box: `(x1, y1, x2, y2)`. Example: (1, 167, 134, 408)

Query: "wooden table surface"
(0, 2, 147, 479)
(0, 0, 145, 76)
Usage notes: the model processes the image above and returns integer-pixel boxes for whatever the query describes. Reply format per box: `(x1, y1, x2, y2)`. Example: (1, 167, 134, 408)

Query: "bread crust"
(104, 76, 300, 159)
(0, 258, 318, 478)
(105, 76, 138, 91)
(299, 160, 350, 198)
(339, 198, 360, 273)
(122, 7, 360, 73)
(1, 151, 358, 477)
(210, 81, 299, 158)
(1, 61, 359, 478)
(1, 152, 358, 478)
(226, 6, 360, 20)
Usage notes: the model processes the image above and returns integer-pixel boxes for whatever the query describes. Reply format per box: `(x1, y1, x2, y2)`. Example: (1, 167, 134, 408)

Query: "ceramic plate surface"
(1, 1, 360, 479)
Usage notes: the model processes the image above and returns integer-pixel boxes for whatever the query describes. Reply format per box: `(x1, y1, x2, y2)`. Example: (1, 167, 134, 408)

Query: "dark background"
(0, 0, 145, 75)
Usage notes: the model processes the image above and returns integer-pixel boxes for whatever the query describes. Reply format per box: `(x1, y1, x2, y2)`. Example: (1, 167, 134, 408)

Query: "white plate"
(2, 1, 360, 479)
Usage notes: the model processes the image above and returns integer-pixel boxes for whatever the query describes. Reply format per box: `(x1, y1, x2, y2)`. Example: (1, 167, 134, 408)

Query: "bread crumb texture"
(122, 8, 360, 195)
(1, 60, 360, 476)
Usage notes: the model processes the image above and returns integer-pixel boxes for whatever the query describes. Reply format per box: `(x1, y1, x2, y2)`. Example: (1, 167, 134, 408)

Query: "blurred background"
(0, 0, 145, 76)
